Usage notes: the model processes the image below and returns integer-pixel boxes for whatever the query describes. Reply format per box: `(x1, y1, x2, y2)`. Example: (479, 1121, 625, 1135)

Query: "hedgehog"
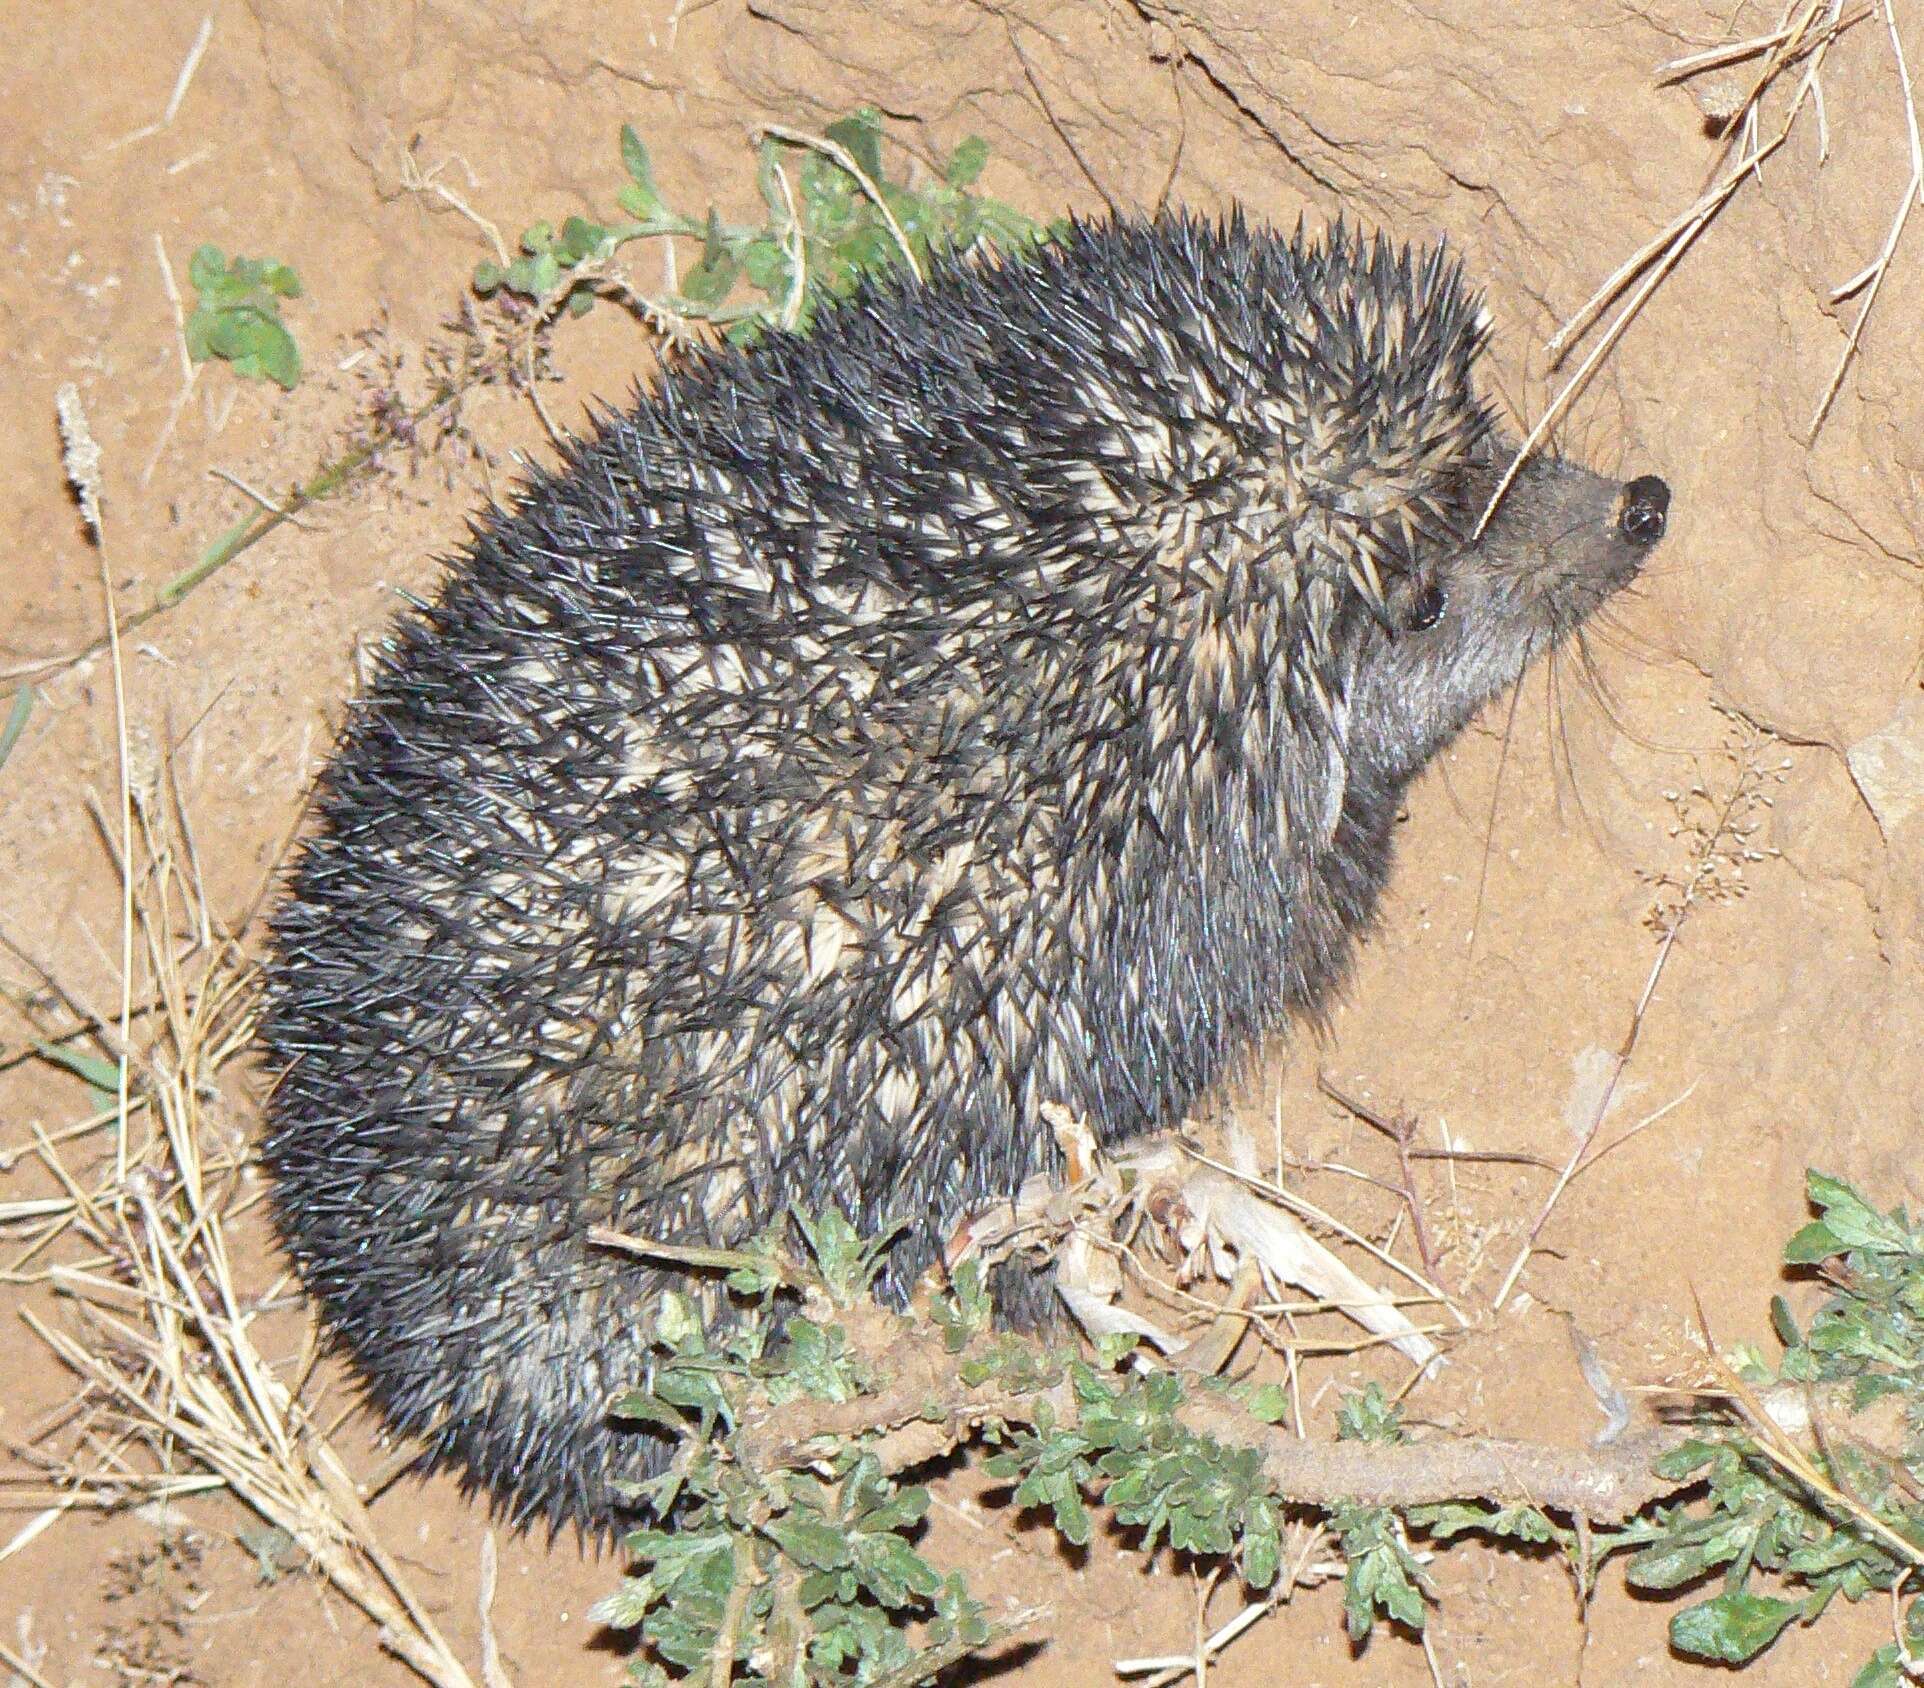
(260, 209, 1672, 1535)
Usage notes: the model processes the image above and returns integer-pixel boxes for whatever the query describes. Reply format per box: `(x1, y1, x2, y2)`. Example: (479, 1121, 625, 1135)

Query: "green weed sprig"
(1611, 1172, 1924, 1678)
(596, 1175, 1924, 1680)
(16, 113, 1040, 685)
(184, 246, 304, 389)
(590, 1212, 1016, 1685)
(474, 108, 1053, 344)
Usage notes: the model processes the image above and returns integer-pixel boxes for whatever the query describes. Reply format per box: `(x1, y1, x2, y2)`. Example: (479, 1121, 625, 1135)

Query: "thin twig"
(1476, 0, 1858, 534)
(143, 233, 199, 486)
(100, 14, 213, 153)
(1655, 4, 1868, 81)
(1180, 1144, 1453, 1309)
(757, 123, 924, 282)
(1491, 746, 1759, 1309)
(1807, 0, 1922, 436)
(397, 151, 512, 268)
(207, 465, 313, 524)
(1115, 1589, 1275, 1682)
(1006, 16, 1121, 215)
(1316, 1074, 1442, 1282)
(477, 1531, 511, 1688)
(0, 1638, 55, 1688)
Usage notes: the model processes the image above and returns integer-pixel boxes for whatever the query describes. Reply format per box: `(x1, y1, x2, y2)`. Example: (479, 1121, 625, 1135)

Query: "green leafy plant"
(1608, 1172, 1924, 1679)
(590, 1210, 1006, 1685)
(474, 108, 1054, 344)
(184, 245, 304, 389)
(988, 1365, 1288, 1584)
(595, 1173, 1924, 1682)
(1324, 1386, 1433, 1640)
(23, 116, 1050, 689)
(592, 1206, 1471, 1682)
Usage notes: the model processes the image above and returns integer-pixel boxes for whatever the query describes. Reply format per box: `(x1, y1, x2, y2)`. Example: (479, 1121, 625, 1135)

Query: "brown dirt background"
(5, 1, 1923, 1683)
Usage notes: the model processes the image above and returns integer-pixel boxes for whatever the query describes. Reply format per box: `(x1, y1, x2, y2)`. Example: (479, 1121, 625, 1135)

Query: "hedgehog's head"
(1345, 448, 1670, 780)
(1246, 225, 1669, 783)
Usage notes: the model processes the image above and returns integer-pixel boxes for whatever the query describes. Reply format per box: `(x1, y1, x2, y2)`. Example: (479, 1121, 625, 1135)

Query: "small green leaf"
(1626, 1523, 1749, 1590)
(1053, 1482, 1091, 1546)
(35, 1040, 120, 1119)
(619, 125, 666, 217)
(767, 1514, 853, 1570)
(1853, 1642, 1908, 1688)
(651, 1368, 726, 1416)
(36, 1041, 124, 1094)
(1769, 1294, 1801, 1347)
(1336, 1383, 1403, 1444)
(680, 253, 738, 307)
(527, 251, 563, 300)
(605, 1389, 682, 1431)
(1343, 1541, 1425, 1639)
(856, 1533, 944, 1606)
(825, 107, 885, 182)
(933, 1574, 992, 1647)
(854, 1484, 930, 1535)
(1412, 1502, 1565, 1549)
(188, 243, 227, 290)
(258, 259, 302, 297)
(741, 235, 789, 293)
(946, 135, 989, 188)
(586, 1573, 657, 1629)
(1243, 1382, 1290, 1424)
(722, 1253, 781, 1295)
(838, 224, 895, 279)
(1806, 1171, 1911, 1253)
(1651, 1438, 1726, 1481)
(198, 516, 254, 572)
(184, 247, 305, 388)
(1243, 1526, 1279, 1589)
(235, 315, 300, 388)
(656, 1290, 700, 1349)
(1669, 1590, 1802, 1662)
(1785, 1219, 1846, 1264)
(619, 124, 649, 182)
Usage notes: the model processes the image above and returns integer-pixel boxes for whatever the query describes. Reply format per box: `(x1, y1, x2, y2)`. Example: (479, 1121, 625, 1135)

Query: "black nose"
(1619, 475, 1670, 545)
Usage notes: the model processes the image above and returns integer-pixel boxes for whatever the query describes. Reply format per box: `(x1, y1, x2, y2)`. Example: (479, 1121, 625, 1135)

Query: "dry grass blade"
(1655, 5, 1870, 82)
(3, 716, 484, 1686)
(755, 122, 926, 282)
(1807, 0, 1923, 435)
(1550, 0, 1851, 362)
(1476, 0, 1868, 535)
(0, 1636, 55, 1688)
(1696, 1302, 1924, 1576)
(1178, 1142, 1453, 1311)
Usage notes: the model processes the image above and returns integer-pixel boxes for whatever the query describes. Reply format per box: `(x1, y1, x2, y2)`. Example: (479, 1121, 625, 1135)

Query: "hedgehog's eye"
(1402, 581, 1446, 633)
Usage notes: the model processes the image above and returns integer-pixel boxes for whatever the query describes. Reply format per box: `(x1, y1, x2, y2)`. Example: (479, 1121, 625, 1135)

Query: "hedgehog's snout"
(1618, 475, 1670, 546)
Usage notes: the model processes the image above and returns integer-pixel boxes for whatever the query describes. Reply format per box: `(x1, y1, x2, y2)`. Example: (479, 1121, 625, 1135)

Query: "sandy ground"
(4, 1, 1923, 1683)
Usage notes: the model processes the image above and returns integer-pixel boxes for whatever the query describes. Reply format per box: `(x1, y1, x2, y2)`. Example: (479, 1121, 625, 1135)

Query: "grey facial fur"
(1350, 451, 1667, 780)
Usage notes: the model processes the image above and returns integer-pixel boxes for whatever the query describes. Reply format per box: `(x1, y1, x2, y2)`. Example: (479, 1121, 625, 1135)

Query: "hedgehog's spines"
(261, 207, 1549, 1535)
